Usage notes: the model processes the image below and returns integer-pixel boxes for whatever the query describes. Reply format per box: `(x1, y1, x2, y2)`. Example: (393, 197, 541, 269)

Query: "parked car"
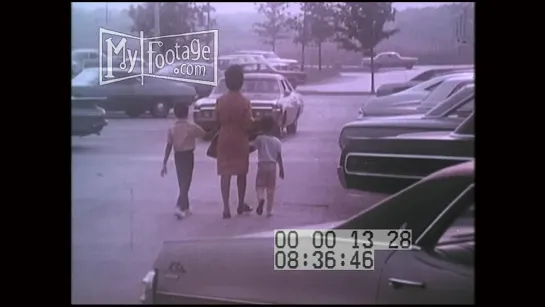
(338, 113, 474, 193)
(376, 66, 474, 97)
(71, 67, 197, 118)
(140, 160, 474, 304)
(156, 62, 216, 98)
(340, 84, 474, 148)
(71, 97, 108, 136)
(72, 48, 103, 68)
(360, 73, 474, 118)
(235, 50, 299, 70)
(193, 73, 304, 135)
(361, 52, 418, 70)
(238, 62, 307, 86)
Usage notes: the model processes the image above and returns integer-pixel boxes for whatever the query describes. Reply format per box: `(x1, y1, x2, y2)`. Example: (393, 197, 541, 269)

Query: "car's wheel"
(125, 107, 145, 118)
(405, 64, 413, 69)
(150, 101, 170, 118)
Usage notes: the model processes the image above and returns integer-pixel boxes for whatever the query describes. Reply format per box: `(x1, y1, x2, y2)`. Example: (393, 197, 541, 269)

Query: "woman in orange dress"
(216, 65, 254, 218)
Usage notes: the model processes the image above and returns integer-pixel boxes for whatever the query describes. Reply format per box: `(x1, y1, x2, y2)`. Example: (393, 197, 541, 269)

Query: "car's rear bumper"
(72, 117, 108, 136)
(194, 108, 283, 132)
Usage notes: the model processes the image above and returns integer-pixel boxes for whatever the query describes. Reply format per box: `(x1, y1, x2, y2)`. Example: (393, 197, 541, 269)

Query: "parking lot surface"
(71, 94, 387, 304)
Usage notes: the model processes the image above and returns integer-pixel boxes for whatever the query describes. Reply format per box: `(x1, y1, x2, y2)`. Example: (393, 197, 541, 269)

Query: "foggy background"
(72, 2, 474, 66)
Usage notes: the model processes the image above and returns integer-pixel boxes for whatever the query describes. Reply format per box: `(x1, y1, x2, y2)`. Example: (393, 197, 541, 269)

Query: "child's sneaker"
(256, 199, 265, 215)
(266, 211, 273, 218)
(183, 209, 192, 216)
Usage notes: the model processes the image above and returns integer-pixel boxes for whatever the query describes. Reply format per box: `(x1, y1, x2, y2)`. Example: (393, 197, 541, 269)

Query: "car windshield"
(211, 78, 281, 96)
(72, 68, 99, 85)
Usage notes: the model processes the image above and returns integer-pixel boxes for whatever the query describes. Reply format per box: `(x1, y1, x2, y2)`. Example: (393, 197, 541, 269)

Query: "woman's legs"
(237, 175, 252, 214)
(237, 175, 247, 206)
(220, 175, 231, 217)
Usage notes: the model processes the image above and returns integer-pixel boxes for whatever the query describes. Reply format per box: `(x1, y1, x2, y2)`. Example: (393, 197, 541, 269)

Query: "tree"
(253, 2, 290, 51)
(286, 3, 311, 70)
(335, 2, 399, 93)
(128, 2, 215, 54)
(307, 2, 336, 70)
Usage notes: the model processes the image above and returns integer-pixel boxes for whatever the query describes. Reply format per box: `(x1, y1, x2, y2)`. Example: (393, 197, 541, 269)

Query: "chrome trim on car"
(343, 153, 473, 177)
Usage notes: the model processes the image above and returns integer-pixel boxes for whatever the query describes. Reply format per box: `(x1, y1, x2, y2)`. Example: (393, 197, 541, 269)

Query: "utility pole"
(154, 2, 161, 37)
(301, 2, 308, 71)
(207, 2, 211, 30)
(105, 2, 108, 25)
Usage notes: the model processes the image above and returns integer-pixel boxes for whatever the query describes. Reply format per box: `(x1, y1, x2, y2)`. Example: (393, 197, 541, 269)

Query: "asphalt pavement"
(71, 94, 387, 304)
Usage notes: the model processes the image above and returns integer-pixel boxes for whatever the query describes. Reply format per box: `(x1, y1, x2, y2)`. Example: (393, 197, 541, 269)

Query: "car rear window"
(213, 78, 281, 95)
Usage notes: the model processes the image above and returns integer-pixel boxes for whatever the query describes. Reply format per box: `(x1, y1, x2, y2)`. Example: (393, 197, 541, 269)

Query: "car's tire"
(125, 107, 145, 118)
(405, 64, 414, 69)
(150, 101, 170, 118)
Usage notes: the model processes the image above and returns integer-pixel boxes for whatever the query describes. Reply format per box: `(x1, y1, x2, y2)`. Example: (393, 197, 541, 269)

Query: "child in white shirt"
(251, 116, 284, 216)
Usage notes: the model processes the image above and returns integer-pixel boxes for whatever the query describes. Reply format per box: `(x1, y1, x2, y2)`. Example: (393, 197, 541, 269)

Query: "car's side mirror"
(284, 91, 291, 97)
(292, 84, 297, 90)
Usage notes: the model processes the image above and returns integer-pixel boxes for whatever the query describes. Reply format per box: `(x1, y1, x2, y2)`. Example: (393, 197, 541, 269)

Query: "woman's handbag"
(206, 131, 219, 158)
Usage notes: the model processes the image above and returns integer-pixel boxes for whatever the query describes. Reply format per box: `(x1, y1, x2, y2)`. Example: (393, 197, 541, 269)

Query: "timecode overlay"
(274, 229, 412, 271)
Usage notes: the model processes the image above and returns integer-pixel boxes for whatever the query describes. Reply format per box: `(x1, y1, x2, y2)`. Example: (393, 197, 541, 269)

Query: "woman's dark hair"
(173, 103, 189, 119)
(224, 65, 244, 91)
(261, 115, 276, 133)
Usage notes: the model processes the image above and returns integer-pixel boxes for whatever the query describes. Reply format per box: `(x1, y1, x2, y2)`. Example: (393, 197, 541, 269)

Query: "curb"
(297, 90, 373, 96)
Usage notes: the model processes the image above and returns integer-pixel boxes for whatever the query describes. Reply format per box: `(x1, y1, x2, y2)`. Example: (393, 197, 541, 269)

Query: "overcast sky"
(73, 2, 453, 14)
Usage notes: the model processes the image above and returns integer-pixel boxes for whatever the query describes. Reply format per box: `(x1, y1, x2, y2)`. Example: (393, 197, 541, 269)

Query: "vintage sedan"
(140, 161, 474, 304)
(360, 73, 473, 118)
(340, 84, 474, 148)
(376, 66, 474, 97)
(236, 50, 299, 70)
(338, 113, 474, 193)
(71, 68, 197, 118)
(193, 73, 303, 135)
(362, 51, 418, 70)
(71, 97, 108, 137)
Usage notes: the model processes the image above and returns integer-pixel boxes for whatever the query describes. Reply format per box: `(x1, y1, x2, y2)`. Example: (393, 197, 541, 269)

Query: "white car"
(236, 50, 299, 70)
(193, 73, 304, 135)
(361, 51, 418, 70)
(360, 73, 474, 118)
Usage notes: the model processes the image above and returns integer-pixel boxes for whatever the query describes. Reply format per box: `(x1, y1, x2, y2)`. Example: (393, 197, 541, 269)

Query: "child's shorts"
(256, 161, 277, 189)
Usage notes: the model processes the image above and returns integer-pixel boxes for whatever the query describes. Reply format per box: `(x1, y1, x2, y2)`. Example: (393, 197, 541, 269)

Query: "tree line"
(124, 2, 472, 93)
